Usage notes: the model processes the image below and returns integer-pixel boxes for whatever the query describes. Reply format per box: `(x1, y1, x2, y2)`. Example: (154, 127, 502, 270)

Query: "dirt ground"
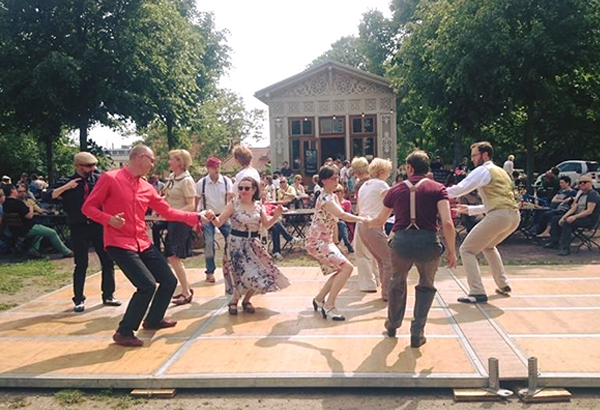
(0, 232, 599, 408)
(2, 387, 600, 410)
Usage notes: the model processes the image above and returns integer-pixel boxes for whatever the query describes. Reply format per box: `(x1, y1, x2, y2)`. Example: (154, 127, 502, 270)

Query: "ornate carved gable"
(271, 70, 391, 99)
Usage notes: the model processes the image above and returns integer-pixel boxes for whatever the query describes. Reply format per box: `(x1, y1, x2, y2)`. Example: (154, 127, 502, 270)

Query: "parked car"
(534, 160, 599, 189)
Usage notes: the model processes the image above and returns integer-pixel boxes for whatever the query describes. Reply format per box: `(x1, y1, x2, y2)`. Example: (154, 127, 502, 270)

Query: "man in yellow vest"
(448, 141, 520, 303)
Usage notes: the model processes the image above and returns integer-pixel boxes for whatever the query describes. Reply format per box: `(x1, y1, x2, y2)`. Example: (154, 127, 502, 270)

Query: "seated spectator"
(1, 184, 73, 258)
(534, 176, 577, 236)
(545, 175, 599, 255)
(1, 175, 11, 187)
(277, 177, 297, 206)
(17, 183, 46, 215)
(292, 174, 309, 208)
(262, 197, 300, 260)
(263, 176, 277, 202)
(538, 167, 560, 200)
(334, 184, 353, 253)
(280, 161, 293, 178)
(513, 170, 528, 189)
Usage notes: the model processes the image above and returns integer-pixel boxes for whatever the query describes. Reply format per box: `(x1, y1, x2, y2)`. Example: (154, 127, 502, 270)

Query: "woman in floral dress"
(306, 166, 370, 321)
(211, 176, 290, 315)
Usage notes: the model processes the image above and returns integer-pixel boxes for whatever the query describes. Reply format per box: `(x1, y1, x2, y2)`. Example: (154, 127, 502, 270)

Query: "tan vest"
(479, 163, 518, 212)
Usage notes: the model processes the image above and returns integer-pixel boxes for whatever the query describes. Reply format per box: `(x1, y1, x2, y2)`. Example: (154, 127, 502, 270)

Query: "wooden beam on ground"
(518, 388, 571, 403)
(453, 388, 506, 402)
(130, 389, 176, 399)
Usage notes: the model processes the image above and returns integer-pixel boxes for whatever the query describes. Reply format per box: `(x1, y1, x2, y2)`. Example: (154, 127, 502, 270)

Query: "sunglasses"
(238, 186, 253, 191)
(78, 163, 96, 168)
(578, 181, 590, 185)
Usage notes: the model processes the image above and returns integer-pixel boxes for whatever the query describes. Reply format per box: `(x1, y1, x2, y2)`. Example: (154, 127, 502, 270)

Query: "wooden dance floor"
(1, 265, 600, 389)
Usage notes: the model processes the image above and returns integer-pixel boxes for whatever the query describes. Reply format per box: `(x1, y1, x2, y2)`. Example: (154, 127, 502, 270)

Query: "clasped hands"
(199, 210, 216, 222)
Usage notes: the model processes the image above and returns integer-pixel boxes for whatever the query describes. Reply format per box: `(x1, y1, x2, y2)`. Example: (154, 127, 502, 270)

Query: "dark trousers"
(535, 209, 564, 234)
(337, 221, 352, 250)
(270, 221, 293, 253)
(387, 230, 441, 329)
(550, 215, 595, 248)
(107, 246, 177, 336)
(71, 223, 115, 304)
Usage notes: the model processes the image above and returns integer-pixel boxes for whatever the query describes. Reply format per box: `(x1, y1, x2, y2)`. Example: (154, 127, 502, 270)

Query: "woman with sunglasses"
(306, 166, 370, 321)
(211, 176, 290, 315)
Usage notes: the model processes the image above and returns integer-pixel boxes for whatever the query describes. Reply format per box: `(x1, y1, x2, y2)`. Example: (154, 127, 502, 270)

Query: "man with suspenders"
(447, 141, 519, 304)
(368, 151, 457, 347)
(195, 157, 234, 283)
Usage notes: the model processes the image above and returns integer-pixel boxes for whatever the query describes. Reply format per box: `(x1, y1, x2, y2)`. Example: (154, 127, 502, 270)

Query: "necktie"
(83, 180, 89, 202)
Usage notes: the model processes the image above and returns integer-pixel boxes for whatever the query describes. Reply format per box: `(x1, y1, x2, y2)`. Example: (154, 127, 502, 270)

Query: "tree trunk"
(525, 104, 536, 190)
(453, 125, 463, 167)
(79, 115, 89, 151)
(44, 135, 54, 184)
(166, 114, 176, 149)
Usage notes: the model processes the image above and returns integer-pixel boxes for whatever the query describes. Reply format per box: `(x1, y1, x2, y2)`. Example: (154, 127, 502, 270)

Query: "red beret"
(206, 157, 221, 168)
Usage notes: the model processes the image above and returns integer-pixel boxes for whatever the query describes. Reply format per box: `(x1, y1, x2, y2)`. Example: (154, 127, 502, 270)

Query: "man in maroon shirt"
(83, 145, 214, 347)
(367, 151, 457, 347)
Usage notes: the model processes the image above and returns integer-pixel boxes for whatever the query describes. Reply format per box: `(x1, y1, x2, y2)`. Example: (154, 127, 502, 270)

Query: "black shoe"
(558, 248, 571, 256)
(73, 302, 85, 313)
(495, 286, 512, 296)
(457, 294, 488, 304)
(384, 320, 397, 337)
(544, 242, 559, 249)
(347, 245, 354, 253)
(103, 297, 122, 307)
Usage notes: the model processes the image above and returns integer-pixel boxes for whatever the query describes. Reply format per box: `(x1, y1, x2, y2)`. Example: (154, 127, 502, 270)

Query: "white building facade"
(255, 61, 397, 178)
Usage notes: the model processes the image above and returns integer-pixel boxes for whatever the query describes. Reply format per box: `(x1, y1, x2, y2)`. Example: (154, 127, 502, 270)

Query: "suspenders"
(403, 178, 429, 230)
(202, 175, 229, 211)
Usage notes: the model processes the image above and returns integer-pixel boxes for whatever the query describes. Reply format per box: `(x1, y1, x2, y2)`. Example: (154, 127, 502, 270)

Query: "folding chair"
(573, 217, 600, 253)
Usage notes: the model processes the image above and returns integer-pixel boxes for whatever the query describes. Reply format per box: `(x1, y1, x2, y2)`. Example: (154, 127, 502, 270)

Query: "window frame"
(289, 117, 315, 137)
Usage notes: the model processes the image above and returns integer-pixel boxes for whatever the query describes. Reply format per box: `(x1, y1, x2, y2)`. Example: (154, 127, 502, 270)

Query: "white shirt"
(503, 160, 514, 176)
(196, 174, 233, 213)
(340, 166, 350, 183)
(234, 167, 261, 188)
(447, 161, 495, 215)
(357, 179, 390, 218)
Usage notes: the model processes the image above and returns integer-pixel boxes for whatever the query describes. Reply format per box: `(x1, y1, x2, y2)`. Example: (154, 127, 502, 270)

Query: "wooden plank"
(519, 388, 571, 403)
(130, 388, 176, 398)
(453, 389, 504, 402)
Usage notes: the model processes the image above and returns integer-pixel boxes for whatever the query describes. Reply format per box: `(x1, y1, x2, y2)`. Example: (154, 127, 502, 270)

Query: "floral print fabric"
(222, 200, 290, 296)
(305, 192, 350, 275)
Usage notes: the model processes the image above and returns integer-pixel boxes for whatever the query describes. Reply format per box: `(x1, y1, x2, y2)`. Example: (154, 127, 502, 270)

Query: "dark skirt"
(164, 222, 194, 259)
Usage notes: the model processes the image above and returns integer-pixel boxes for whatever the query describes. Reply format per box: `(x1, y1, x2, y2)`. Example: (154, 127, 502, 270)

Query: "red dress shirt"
(82, 167, 200, 252)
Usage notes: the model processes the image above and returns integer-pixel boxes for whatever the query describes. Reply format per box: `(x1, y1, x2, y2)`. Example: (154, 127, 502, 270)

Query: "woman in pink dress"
(211, 177, 290, 315)
(305, 166, 369, 321)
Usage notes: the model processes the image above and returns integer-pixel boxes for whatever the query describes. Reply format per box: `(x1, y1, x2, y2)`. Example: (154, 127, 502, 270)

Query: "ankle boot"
(410, 286, 437, 348)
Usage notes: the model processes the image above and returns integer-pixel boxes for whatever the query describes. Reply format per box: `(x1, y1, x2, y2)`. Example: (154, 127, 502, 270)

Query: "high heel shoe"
(321, 306, 346, 321)
(172, 289, 194, 306)
(312, 298, 324, 312)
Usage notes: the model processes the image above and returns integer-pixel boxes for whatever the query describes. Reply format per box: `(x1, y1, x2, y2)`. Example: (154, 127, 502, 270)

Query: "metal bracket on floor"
(484, 357, 514, 398)
(518, 357, 543, 398)
(517, 357, 572, 403)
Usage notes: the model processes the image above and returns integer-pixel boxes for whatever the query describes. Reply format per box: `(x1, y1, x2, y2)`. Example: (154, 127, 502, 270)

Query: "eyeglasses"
(141, 154, 155, 163)
(17, 190, 26, 193)
(78, 163, 96, 168)
(238, 186, 253, 191)
(578, 181, 590, 185)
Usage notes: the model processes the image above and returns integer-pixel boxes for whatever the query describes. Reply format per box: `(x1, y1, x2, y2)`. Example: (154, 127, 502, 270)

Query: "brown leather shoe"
(142, 319, 178, 330)
(112, 332, 144, 347)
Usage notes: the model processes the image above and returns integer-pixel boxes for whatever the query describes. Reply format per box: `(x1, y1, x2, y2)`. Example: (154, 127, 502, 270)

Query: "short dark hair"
(317, 165, 337, 184)
(2, 184, 14, 197)
(470, 141, 494, 160)
(551, 167, 560, 176)
(239, 176, 260, 201)
(405, 150, 430, 175)
(560, 176, 571, 185)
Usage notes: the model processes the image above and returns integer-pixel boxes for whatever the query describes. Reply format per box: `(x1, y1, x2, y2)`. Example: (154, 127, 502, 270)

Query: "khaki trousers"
(459, 208, 520, 296)
(358, 224, 393, 299)
(354, 224, 379, 292)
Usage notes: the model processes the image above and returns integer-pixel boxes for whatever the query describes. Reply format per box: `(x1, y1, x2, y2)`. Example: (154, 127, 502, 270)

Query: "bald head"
(129, 144, 152, 160)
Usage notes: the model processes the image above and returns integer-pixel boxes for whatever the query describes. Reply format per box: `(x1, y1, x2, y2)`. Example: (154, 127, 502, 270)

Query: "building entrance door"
(320, 137, 346, 163)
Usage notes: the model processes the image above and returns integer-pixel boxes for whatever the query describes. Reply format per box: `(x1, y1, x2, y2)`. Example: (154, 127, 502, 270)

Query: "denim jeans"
(25, 224, 71, 255)
(203, 220, 231, 274)
(337, 221, 352, 249)
(270, 221, 292, 253)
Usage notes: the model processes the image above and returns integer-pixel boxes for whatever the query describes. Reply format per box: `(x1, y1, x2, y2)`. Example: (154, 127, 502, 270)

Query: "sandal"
(242, 302, 256, 314)
(172, 289, 194, 306)
(228, 302, 238, 315)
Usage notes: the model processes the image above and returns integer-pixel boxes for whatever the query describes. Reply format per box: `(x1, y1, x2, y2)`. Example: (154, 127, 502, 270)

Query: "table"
(281, 208, 314, 252)
(33, 213, 70, 245)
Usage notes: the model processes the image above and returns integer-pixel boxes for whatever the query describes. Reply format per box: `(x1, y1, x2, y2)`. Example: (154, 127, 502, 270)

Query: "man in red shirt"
(367, 151, 457, 348)
(83, 145, 214, 347)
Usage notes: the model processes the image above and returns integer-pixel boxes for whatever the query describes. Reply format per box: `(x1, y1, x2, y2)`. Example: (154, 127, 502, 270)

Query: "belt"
(230, 229, 259, 238)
